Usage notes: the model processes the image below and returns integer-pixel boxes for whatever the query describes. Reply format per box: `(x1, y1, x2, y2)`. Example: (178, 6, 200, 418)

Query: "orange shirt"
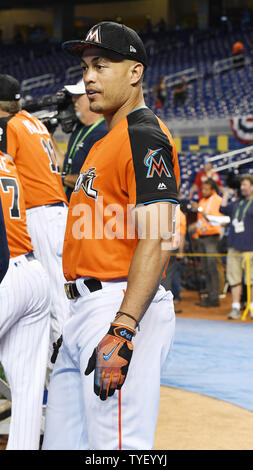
(232, 41, 244, 55)
(0, 110, 67, 209)
(196, 193, 222, 236)
(63, 107, 180, 281)
(0, 151, 33, 257)
(172, 208, 186, 250)
(178, 209, 187, 236)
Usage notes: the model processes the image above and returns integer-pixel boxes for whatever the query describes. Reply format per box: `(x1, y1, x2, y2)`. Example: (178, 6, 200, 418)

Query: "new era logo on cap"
(130, 45, 137, 53)
(85, 26, 101, 43)
(157, 183, 167, 190)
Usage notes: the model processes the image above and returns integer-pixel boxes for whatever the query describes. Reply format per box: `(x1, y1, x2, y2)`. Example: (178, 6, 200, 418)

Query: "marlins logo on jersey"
(74, 167, 98, 200)
(144, 148, 171, 178)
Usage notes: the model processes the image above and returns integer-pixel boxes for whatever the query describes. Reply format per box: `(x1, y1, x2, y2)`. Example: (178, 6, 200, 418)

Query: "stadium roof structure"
(0, 0, 128, 8)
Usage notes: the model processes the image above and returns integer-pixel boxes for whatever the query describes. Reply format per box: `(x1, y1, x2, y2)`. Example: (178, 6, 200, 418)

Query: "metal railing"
(21, 74, 55, 92)
(213, 54, 250, 74)
(65, 65, 82, 82)
(164, 67, 199, 88)
(209, 145, 253, 172)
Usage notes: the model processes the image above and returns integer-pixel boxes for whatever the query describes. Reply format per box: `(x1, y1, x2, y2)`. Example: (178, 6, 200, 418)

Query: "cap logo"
(85, 26, 101, 43)
(130, 45, 137, 53)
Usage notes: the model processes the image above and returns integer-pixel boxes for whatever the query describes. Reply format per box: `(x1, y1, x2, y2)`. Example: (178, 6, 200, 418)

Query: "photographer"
(53, 80, 108, 201)
(220, 174, 253, 320)
(191, 179, 223, 307)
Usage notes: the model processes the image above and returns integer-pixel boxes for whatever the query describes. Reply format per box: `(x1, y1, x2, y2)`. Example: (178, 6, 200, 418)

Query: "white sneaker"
(228, 308, 241, 320)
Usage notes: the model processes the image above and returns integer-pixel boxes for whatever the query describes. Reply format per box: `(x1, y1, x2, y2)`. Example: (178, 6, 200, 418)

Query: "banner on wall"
(231, 116, 253, 144)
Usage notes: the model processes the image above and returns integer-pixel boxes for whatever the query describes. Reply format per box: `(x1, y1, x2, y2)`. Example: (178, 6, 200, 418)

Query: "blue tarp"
(161, 318, 253, 412)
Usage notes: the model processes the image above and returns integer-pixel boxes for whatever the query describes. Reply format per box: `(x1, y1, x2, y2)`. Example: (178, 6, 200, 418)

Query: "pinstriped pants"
(26, 204, 71, 352)
(0, 255, 50, 449)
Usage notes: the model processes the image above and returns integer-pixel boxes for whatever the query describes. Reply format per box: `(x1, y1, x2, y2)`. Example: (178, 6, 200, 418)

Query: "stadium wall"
(0, 9, 52, 42)
(75, 0, 169, 28)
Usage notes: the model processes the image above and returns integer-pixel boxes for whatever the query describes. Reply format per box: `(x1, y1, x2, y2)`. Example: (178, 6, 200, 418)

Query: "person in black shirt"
(53, 79, 108, 201)
(153, 76, 167, 109)
(173, 77, 187, 107)
(220, 174, 253, 319)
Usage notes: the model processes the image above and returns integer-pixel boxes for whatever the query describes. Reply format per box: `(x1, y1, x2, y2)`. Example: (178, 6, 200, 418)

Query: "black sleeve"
(0, 198, 9, 283)
(127, 124, 179, 206)
(0, 116, 13, 152)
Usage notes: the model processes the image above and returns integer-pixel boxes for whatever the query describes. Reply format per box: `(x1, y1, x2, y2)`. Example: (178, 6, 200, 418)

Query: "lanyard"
(234, 198, 253, 222)
(65, 118, 104, 173)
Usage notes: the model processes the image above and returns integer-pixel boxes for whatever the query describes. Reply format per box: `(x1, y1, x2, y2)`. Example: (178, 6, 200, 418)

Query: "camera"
(224, 172, 242, 197)
(22, 89, 78, 134)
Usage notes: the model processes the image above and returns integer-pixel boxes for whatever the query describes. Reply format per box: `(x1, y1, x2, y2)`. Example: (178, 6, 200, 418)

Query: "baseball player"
(0, 74, 70, 364)
(0, 195, 9, 283)
(0, 151, 50, 450)
(42, 22, 180, 450)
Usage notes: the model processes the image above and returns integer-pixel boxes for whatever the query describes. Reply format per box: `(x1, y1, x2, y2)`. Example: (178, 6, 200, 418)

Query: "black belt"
(64, 279, 102, 299)
(25, 252, 35, 262)
(49, 202, 65, 208)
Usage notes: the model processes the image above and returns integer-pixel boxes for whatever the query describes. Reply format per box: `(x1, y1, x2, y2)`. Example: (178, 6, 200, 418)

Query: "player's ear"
(129, 62, 144, 87)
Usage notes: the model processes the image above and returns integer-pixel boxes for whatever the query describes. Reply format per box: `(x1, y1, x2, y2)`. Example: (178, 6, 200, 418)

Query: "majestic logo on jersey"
(85, 26, 101, 43)
(144, 148, 171, 178)
(0, 155, 10, 173)
(74, 167, 98, 199)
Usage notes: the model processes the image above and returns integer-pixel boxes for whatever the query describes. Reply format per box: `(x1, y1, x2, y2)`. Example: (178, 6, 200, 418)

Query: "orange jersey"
(197, 193, 223, 236)
(0, 151, 33, 257)
(63, 107, 180, 281)
(178, 209, 187, 236)
(0, 110, 67, 209)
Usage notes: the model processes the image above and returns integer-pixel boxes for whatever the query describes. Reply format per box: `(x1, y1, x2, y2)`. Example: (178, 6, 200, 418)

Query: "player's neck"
(0, 110, 11, 118)
(105, 93, 146, 131)
(81, 115, 102, 127)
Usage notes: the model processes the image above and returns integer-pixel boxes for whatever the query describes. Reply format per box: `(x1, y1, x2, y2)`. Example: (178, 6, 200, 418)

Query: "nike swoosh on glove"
(85, 323, 135, 400)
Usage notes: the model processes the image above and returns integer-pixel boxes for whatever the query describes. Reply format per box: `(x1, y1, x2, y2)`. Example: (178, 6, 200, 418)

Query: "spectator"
(161, 205, 187, 312)
(220, 175, 253, 320)
(232, 40, 244, 68)
(191, 179, 223, 307)
(153, 76, 167, 109)
(173, 77, 187, 107)
(53, 79, 108, 201)
(189, 156, 223, 201)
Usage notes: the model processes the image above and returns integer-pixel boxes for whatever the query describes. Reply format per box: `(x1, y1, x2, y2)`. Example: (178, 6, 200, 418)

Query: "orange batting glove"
(85, 323, 135, 401)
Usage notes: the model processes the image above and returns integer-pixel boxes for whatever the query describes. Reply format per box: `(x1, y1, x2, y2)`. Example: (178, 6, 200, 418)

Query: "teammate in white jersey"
(0, 151, 50, 449)
(0, 74, 70, 371)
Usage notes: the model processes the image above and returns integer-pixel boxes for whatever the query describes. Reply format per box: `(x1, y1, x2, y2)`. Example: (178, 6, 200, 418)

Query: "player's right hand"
(85, 323, 135, 401)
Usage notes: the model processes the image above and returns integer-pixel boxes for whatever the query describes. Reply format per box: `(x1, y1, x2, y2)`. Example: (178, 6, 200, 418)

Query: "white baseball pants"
(0, 254, 50, 449)
(42, 281, 175, 450)
(26, 204, 71, 347)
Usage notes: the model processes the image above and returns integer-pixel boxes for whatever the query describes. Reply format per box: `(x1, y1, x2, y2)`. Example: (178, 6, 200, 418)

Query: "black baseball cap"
(62, 21, 148, 68)
(0, 74, 21, 101)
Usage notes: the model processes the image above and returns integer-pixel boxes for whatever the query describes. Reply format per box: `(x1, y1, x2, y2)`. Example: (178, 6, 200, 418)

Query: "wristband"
(115, 311, 140, 331)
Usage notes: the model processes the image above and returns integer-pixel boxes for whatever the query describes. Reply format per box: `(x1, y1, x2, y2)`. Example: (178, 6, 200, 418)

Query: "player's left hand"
(85, 323, 135, 401)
